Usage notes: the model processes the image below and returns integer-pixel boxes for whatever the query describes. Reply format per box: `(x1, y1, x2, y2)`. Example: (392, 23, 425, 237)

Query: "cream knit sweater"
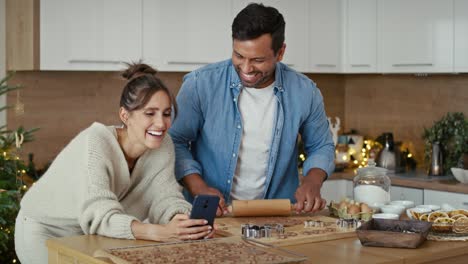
(20, 122, 191, 239)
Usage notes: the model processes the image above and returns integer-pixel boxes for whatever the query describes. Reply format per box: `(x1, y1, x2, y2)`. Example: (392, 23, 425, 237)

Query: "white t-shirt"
(230, 83, 277, 200)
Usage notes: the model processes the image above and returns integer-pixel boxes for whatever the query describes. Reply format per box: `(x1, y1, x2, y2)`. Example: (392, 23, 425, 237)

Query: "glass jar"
(353, 159, 391, 208)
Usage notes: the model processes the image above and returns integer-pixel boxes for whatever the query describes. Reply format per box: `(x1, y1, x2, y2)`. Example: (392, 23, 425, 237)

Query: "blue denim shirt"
(169, 59, 335, 203)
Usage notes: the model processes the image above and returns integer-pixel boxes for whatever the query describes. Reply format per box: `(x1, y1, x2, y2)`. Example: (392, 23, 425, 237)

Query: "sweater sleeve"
(78, 131, 138, 239)
(148, 139, 192, 224)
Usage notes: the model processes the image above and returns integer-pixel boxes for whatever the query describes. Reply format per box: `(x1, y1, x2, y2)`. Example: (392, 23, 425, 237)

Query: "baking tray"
(356, 219, 432, 248)
(94, 236, 307, 264)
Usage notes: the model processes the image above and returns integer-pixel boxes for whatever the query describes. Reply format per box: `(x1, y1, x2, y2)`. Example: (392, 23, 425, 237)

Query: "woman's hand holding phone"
(130, 214, 214, 242)
(164, 214, 214, 240)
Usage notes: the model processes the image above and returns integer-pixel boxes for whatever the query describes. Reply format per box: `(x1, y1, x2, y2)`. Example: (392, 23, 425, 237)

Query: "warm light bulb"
(407, 153, 412, 158)
(353, 160, 358, 164)
(342, 156, 348, 161)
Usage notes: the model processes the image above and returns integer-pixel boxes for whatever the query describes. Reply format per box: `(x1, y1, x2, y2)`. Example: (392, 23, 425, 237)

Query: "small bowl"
(380, 205, 406, 215)
(368, 202, 386, 213)
(416, 204, 441, 211)
(372, 213, 399, 220)
(451, 168, 468, 184)
(390, 200, 415, 209)
(406, 207, 432, 220)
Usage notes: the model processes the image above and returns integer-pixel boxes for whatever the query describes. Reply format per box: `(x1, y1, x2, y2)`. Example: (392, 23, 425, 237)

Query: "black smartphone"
(189, 195, 220, 227)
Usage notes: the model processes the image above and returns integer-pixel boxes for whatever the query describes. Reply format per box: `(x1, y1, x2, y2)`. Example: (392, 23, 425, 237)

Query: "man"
(169, 3, 335, 215)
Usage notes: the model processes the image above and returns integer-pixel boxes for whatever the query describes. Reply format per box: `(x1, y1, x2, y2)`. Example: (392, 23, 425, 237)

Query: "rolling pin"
(229, 199, 293, 217)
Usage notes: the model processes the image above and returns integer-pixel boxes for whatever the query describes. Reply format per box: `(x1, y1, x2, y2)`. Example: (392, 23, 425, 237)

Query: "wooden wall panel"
(12, 71, 468, 169)
(344, 74, 468, 167)
(7, 71, 186, 167)
(6, 71, 345, 167)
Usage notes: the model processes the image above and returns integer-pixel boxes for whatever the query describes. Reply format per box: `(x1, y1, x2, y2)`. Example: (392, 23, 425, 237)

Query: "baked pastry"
(431, 217, 455, 233)
(428, 211, 449, 222)
(450, 214, 467, 221)
(453, 217, 468, 234)
(448, 209, 468, 218)
(419, 213, 429, 222)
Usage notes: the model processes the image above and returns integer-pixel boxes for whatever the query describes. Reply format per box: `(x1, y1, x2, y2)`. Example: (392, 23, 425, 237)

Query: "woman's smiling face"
(124, 90, 172, 151)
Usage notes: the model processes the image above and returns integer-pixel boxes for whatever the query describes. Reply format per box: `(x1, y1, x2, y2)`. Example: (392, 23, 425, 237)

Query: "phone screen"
(189, 195, 220, 227)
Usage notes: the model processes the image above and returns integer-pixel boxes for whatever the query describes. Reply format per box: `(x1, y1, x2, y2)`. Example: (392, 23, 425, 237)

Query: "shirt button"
(233, 98, 237, 102)
(237, 125, 241, 129)
(232, 153, 236, 157)
(227, 180, 231, 184)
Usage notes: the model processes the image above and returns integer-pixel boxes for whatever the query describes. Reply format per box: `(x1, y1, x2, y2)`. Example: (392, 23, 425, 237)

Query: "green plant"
(0, 73, 39, 263)
(423, 112, 468, 175)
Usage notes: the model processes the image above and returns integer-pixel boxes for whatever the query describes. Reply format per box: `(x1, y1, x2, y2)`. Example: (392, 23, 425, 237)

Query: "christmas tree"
(0, 73, 39, 263)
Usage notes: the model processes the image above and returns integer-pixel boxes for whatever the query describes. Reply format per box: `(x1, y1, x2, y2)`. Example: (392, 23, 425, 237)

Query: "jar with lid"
(353, 159, 391, 208)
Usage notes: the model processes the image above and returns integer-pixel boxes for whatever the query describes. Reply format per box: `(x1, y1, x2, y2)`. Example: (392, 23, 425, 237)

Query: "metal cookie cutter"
(241, 224, 273, 239)
(336, 218, 361, 229)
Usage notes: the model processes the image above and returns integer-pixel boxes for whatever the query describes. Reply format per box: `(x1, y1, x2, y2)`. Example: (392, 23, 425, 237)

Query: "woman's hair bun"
(122, 62, 158, 80)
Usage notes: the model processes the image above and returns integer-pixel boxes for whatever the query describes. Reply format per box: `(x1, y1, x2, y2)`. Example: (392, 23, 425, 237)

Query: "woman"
(15, 63, 213, 264)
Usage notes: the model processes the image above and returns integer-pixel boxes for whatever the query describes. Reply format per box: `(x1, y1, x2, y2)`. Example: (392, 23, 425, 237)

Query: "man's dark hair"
(232, 3, 285, 55)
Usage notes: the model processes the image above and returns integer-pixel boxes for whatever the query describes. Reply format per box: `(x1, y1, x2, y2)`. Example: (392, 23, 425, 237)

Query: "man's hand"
(183, 174, 227, 216)
(294, 168, 327, 213)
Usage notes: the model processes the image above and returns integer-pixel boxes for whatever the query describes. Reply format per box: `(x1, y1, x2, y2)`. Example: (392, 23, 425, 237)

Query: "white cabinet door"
(424, 190, 468, 210)
(321, 180, 353, 203)
(344, 0, 377, 73)
(454, 0, 468, 72)
(378, 0, 453, 73)
(143, 0, 233, 72)
(41, 0, 142, 70)
(308, 0, 343, 73)
(232, 0, 308, 72)
(390, 186, 423, 206)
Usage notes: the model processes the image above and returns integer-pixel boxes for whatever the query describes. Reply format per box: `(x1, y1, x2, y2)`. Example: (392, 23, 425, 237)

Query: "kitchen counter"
(330, 169, 468, 194)
(47, 217, 468, 264)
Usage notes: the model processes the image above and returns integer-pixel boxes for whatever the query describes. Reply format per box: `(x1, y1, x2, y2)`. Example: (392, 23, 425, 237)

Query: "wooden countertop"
(330, 170, 468, 194)
(47, 218, 468, 264)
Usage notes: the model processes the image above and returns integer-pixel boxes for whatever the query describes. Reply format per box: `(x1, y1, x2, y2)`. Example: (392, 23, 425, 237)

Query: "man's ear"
(119, 107, 129, 125)
(276, 43, 286, 62)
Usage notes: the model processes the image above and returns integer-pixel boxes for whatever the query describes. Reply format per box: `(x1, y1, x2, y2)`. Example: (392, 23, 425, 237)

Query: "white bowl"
(406, 207, 432, 219)
(451, 168, 468, 184)
(380, 204, 406, 215)
(372, 213, 399, 220)
(416, 204, 441, 211)
(368, 202, 386, 213)
(390, 200, 415, 209)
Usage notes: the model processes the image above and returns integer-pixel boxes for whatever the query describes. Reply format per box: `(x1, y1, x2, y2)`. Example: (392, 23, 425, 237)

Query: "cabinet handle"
(166, 61, 211, 65)
(315, 64, 336, 68)
(392, 63, 433, 67)
(68, 59, 122, 64)
(350, 64, 371, 67)
(463, 202, 468, 206)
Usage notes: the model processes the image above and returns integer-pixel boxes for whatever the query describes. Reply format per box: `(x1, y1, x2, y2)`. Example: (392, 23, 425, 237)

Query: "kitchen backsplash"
(7, 71, 468, 168)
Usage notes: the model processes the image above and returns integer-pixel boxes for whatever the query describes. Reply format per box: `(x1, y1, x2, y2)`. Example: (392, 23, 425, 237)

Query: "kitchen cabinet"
(232, 0, 309, 72)
(321, 179, 353, 203)
(390, 186, 423, 206)
(308, 0, 343, 73)
(41, 0, 142, 70)
(143, 0, 233, 72)
(343, 0, 377, 73)
(454, 0, 468, 72)
(424, 189, 468, 210)
(378, 0, 453, 73)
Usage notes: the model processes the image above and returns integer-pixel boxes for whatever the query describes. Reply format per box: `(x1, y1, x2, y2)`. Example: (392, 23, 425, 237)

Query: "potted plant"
(422, 112, 468, 175)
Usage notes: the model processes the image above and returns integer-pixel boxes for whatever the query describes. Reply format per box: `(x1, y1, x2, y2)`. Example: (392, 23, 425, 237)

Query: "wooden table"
(47, 218, 468, 264)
